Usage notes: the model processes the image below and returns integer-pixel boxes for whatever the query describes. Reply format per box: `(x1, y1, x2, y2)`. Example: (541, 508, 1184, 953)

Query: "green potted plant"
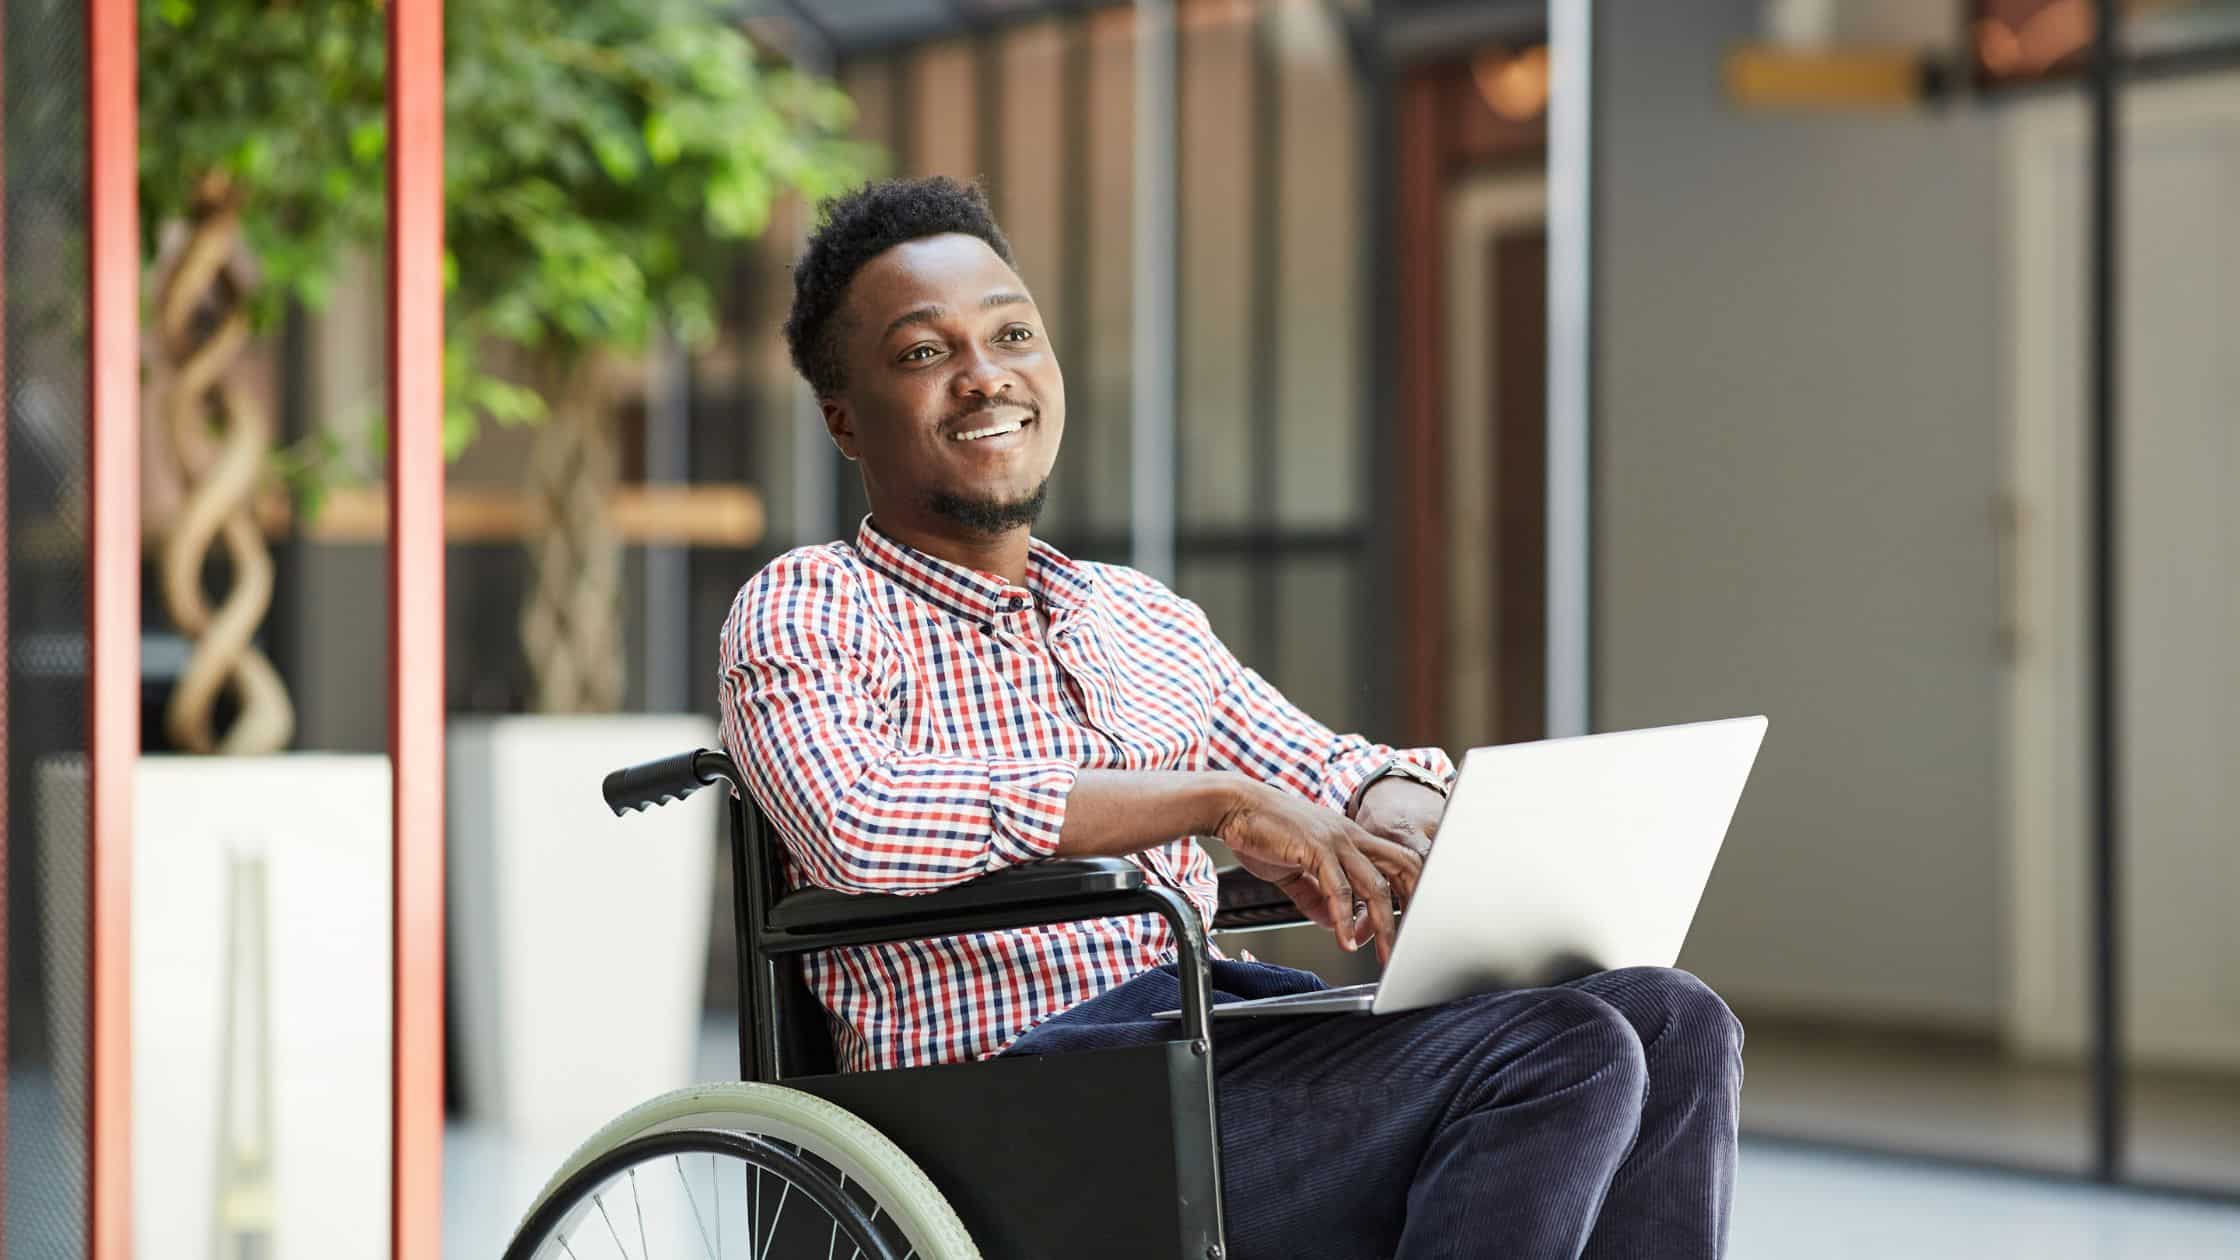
(143, 0, 870, 727)
(135, 1, 873, 1244)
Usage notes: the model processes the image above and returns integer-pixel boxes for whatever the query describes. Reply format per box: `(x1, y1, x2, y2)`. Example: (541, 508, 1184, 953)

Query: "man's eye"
(997, 325, 1035, 343)
(901, 345, 939, 362)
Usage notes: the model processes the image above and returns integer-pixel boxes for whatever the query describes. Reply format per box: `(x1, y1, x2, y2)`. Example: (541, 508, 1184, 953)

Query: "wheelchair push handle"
(602, 748, 740, 816)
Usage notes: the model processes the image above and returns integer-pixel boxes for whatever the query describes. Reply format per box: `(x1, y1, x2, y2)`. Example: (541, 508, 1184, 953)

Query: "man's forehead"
(849, 234, 1029, 329)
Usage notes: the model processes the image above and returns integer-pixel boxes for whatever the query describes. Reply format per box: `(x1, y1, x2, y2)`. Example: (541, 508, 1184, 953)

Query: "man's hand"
(1215, 780, 1425, 964)
(1350, 777, 1445, 865)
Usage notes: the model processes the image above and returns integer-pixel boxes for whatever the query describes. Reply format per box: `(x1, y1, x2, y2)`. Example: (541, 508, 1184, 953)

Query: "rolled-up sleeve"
(718, 554, 1076, 894)
(1210, 663, 1454, 815)
(1149, 587, 1452, 813)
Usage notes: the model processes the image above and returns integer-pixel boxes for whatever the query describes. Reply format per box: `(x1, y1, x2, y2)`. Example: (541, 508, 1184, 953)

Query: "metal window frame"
(1543, 0, 1595, 741)
(2084, 0, 2125, 1188)
(0, 0, 12, 1227)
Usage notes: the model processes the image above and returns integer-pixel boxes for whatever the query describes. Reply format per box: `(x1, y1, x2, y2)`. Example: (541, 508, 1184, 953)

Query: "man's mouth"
(948, 412, 1033, 442)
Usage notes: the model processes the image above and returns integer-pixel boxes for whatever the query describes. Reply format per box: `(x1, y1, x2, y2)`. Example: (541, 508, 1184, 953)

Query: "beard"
(929, 477, 1050, 535)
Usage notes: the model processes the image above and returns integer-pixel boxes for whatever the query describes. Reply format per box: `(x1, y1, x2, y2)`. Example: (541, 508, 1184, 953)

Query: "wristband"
(1345, 758, 1450, 818)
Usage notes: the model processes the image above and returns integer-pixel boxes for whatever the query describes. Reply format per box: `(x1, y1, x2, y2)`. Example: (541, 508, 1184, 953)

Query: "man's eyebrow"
(880, 292, 1034, 341)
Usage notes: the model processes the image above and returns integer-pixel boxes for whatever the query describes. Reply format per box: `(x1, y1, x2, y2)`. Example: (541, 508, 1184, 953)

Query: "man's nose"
(952, 347, 1019, 401)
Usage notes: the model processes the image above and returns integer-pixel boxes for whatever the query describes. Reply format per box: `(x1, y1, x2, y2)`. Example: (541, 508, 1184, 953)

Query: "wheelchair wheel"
(503, 1082, 979, 1260)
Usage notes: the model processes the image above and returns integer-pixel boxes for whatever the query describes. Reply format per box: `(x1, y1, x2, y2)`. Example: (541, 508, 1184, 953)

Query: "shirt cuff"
(986, 757, 1080, 868)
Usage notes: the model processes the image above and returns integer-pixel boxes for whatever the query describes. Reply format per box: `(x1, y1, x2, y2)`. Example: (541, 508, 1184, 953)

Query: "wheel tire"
(504, 1081, 980, 1260)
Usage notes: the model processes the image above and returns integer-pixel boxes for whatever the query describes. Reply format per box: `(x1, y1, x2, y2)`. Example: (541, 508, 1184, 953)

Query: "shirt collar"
(852, 516, 1093, 625)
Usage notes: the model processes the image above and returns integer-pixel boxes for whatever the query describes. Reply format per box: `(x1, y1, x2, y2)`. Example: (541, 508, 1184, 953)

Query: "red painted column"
(86, 2, 139, 1258)
(388, 1, 446, 1254)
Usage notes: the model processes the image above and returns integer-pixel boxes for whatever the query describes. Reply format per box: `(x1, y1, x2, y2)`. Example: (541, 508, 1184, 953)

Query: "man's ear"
(820, 396, 861, 462)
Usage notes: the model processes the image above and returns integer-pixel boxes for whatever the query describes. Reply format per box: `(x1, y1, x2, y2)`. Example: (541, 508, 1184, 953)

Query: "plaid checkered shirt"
(719, 517, 1454, 1071)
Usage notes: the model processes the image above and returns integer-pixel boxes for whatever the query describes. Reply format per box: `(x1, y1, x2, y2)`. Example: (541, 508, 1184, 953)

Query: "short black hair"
(783, 176, 1017, 398)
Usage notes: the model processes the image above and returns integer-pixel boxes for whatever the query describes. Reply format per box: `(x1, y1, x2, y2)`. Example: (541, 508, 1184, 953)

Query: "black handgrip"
(601, 748, 739, 816)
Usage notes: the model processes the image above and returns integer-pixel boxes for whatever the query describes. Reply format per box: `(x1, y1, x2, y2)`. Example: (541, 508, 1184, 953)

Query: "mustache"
(944, 394, 1040, 429)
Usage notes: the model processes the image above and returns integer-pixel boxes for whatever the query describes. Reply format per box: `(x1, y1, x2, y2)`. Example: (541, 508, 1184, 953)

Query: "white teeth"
(952, 420, 1024, 441)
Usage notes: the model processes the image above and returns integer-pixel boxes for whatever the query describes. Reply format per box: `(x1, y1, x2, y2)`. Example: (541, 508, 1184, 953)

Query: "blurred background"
(5, 0, 2240, 1256)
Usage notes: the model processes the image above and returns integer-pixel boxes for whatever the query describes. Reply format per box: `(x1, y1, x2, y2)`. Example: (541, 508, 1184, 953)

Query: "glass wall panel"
(5, 0, 91, 1247)
(1273, 552, 1362, 738)
(1076, 10, 1137, 538)
(2108, 71, 2240, 1194)
(1597, 3, 2091, 1172)
(1177, 5, 1255, 530)
(996, 20, 1090, 541)
(1271, 0, 1362, 529)
(1176, 554, 1257, 673)
(908, 39, 980, 183)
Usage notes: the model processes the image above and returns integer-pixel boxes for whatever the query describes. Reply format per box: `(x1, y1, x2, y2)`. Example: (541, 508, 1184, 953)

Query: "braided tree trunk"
(520, 357, 626, 714)
(154, 176, 295, 755)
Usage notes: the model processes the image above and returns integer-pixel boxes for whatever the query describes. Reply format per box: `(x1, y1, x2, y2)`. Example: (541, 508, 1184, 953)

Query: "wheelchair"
(501, 748, 1308, 1260)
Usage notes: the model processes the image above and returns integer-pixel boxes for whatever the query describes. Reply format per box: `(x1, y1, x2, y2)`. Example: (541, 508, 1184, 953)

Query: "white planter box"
(37, 754, 394, 1260)
(446, 715, 718, 1161)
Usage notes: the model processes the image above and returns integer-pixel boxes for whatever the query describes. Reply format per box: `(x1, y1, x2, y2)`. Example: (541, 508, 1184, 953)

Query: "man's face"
(822, 233, 1065, 537)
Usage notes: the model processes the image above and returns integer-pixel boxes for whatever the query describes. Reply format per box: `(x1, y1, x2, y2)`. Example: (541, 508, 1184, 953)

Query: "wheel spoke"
(757, 1180, 791, 1260)
(710, 1154, 723, 1259)
(525, 1135, 915, 1260)
(593, 1192, 629, 1258)
(676, 1155, 720, 1260)
(628, 1167, 649, 1260)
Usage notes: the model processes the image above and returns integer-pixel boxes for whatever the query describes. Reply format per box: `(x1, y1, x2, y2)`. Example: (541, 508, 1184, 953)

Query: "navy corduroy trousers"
(1001, 960, 1743, 1260)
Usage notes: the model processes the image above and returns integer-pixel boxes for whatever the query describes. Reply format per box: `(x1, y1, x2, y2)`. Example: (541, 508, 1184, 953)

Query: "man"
(721, 176, 1742, 1259)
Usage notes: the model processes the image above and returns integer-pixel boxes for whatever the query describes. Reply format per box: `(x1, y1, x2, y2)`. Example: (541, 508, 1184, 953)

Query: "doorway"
(1444, 173, 1548, 752)
(1391, 44, 1551, 752)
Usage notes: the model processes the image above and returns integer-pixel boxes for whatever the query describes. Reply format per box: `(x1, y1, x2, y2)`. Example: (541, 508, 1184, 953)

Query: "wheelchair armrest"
(767, 857, 1145, 934)
(756, 857, 1226, 1051)
(1212, 865, 1308, 932)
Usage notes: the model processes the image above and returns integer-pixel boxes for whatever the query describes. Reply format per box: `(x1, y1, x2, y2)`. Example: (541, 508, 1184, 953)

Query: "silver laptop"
(1162, 716, 1768, 1020)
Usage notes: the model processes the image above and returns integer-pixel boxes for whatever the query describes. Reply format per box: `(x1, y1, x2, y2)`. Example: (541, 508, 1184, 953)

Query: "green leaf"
(140, 0, 877, 468)
(642, 111, 681, 165)
(349, 119, 387, 164)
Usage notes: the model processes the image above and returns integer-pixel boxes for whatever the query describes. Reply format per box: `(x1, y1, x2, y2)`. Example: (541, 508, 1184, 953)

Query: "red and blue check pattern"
(719, 517, 1454, 1071)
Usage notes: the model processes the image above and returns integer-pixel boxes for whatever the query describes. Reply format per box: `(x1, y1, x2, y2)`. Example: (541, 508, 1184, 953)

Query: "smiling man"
(720, 177, 1744, 1260)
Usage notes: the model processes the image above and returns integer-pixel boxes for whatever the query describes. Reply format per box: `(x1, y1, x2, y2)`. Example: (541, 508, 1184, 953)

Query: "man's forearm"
(1053, 769, 1249, 858)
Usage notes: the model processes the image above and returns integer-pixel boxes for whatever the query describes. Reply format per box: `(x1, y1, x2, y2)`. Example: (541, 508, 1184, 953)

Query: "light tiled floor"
(1731, 1141, 2240, 1260)
(449, 1126, 2240, 1258)
(1743, 1022, 2240, 1191)
(448, 1013, 2240, 1255)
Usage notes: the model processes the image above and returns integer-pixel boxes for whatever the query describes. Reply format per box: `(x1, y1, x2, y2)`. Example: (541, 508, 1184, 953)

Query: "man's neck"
(870, 513, 1033, 586)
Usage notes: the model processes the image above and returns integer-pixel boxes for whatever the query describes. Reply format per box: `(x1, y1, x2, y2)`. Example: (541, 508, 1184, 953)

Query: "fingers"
(1310, 846, 1357, 945)
(1275, 871, 1335, 928)
(1353, 834, 1426, 908)
(1332, 838, 1399, 964)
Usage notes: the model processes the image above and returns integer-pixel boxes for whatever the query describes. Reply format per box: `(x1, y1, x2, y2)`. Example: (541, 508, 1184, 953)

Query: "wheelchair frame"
(604, 749, 1305, 1260)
